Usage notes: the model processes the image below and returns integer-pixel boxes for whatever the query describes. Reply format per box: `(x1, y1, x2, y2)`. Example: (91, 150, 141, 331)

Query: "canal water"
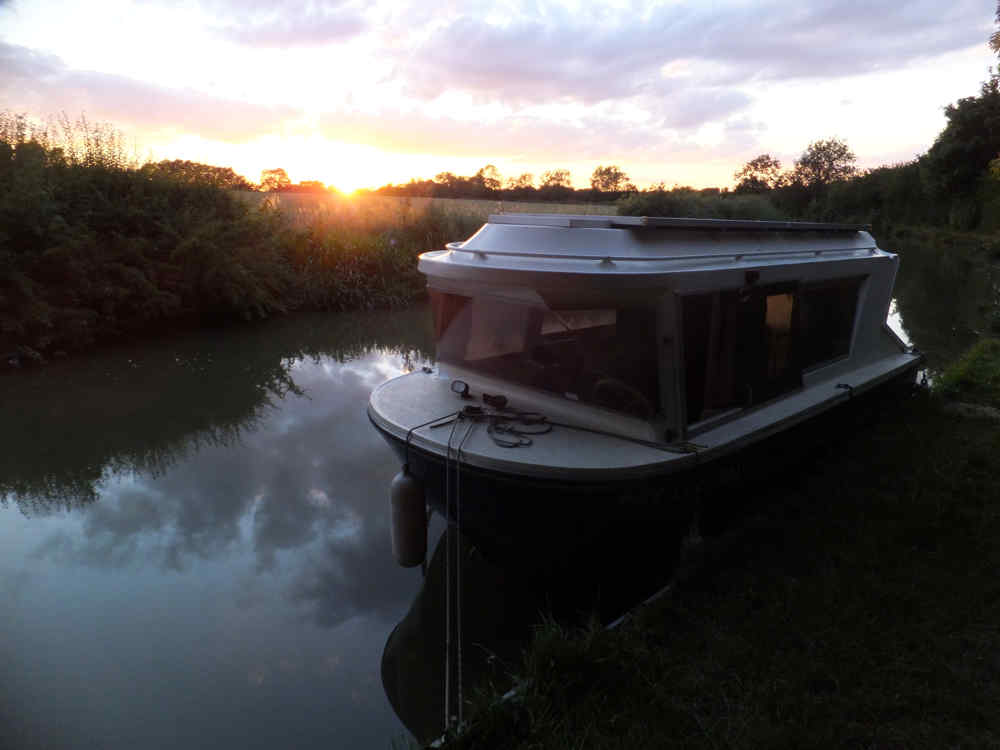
(1, 237, 996, 748)
(0, 309, 438, 749)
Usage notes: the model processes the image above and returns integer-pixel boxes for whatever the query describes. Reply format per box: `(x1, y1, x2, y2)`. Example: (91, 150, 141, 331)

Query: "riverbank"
(0, 140, 481, 366)
(446, 359, 1000, 748)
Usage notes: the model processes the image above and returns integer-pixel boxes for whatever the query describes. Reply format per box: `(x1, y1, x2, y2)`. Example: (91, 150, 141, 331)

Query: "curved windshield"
(430, 291, 660, 420)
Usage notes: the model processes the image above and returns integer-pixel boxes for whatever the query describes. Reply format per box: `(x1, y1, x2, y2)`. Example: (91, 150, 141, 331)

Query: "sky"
(0, 0, 997, 192)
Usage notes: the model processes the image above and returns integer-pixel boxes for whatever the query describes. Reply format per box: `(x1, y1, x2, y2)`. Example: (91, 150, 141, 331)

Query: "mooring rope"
(442, 414, 461, 732)
(404, 411, 460, 470)
(426, 403, 704, 454)
(454, 418, 476, 728)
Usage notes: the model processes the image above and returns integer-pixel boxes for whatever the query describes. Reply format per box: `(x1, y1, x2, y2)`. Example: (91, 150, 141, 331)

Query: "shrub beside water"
(0, 123, 481, 361)
(933, 338, 1000, 408)
(618, 188, 782, 220)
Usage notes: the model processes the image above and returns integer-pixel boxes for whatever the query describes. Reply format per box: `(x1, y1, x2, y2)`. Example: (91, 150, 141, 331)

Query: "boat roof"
(418, 213, 885, 284)
(486, 214, 871, 232)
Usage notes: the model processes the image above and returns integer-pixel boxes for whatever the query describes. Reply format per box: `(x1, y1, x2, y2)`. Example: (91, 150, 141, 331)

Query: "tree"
(734, 154, 784, 193)
(260, 168, 291, 192)
(141, 159, 253, 190)
(288, 180, 328, 193)
(922, 73, 1000, 198)
(590, 164, 629, 192)
(991, 2, 1000, 55)
(792, 139, 857, 187)
(540, 169, 571, 188)
(474, 164, 502, 192)
(505, 173, 534, 190)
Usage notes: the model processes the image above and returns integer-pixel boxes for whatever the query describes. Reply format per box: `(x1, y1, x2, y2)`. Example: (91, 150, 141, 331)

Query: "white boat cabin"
(417, 214, 915, 446)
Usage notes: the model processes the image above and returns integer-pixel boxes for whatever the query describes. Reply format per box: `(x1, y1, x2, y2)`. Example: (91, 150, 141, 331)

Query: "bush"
(618, 188, 782, 220)
(0, 116, 483, 362)
(933, 338, 1000, 408)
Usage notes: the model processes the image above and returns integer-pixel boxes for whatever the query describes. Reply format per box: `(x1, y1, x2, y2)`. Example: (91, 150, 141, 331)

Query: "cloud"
(0, 0, 989, 181)
(398, 0, 987, 105)
(0, 41, 299, 141)
(212, 2, 367, 46)
(317, 101, 722, 162)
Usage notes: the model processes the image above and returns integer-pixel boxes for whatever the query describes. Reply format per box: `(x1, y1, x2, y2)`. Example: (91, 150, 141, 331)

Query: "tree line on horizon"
(371, 163, 638, 203)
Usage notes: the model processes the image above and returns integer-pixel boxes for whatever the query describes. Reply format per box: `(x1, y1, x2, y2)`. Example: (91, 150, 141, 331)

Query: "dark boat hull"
(375, 420, 696, 567)
(371, 363, 922, 568)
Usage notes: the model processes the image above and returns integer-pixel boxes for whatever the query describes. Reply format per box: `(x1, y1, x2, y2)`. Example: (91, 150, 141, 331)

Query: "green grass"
(447, 386, 1000, 749)
(934, 338, 1000, 409)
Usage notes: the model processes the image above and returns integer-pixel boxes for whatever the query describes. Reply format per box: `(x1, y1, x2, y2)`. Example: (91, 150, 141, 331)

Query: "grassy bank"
(447, 361, 1000, 748)
(934, 338, 1000, 408)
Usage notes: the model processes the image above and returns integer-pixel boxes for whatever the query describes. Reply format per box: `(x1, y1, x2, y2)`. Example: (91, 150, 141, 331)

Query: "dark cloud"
(0, 41, 299, 140)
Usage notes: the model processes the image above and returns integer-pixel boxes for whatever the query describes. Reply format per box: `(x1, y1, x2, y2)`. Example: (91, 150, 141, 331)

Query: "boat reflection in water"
(381, 519, 689, 744)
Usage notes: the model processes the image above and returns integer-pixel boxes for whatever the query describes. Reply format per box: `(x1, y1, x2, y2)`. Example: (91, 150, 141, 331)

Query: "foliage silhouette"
(734, 154, 784, 193)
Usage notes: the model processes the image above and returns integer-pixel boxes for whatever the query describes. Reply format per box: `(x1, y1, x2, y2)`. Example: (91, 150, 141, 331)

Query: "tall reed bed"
(0, 111, 138, 169)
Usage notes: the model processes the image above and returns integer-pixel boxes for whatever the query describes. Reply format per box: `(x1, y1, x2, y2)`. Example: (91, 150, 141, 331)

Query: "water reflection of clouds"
(1, 312, 438, 748)
(26, 350, 423, 630)
(303, 351, 412, 389)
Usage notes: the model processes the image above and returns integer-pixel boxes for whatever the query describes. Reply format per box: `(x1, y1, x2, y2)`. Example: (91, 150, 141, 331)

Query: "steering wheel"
(591, 378, 654, 420)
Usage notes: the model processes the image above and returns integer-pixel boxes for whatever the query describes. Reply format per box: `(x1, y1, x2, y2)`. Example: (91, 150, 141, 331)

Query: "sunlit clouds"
(0, 0, 995, 190)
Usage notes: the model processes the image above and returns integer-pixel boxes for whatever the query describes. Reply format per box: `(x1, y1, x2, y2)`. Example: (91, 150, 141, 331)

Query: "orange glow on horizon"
(149, 132, 744, 193)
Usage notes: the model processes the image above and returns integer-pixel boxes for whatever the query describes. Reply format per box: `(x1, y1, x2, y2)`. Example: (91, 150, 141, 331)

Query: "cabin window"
(798, 277, 864, 369)
(681, 276, 864, 427)
(682, 284, 801, 425)
(429, 290, 659, 420)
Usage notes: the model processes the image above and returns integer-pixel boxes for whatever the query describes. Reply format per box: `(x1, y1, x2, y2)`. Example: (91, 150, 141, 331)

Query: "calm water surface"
(1, 308, 437, 749)
(1, 237, 996, 748)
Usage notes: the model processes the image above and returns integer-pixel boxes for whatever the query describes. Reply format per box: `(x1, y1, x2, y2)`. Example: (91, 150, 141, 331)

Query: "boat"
(368, 214, 923, 564)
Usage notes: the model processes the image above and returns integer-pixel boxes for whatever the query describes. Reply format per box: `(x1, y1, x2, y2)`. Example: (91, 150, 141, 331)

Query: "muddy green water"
(0, 238, 995, 749)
